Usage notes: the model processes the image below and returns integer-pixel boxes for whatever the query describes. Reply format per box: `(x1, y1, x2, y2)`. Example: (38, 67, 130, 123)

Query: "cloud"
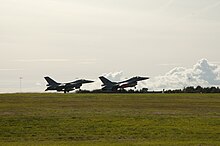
(102, 71, 124, 82)
(147, 59, 220, 90)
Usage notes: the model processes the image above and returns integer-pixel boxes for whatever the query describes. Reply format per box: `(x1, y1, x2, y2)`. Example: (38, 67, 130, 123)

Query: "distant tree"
(183, 86, 195, 93)
(140, 88, 148, 93)
(195, 86, 203, 93)
(75, 86, 220, 94)
(210, 87, 217, 93)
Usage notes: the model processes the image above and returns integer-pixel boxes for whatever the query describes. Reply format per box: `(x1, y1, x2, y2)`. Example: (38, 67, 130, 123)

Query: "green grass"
(0, 93, 219, 145)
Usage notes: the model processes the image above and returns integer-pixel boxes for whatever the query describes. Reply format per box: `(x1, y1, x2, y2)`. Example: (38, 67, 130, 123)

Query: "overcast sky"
(1, 0, 220, 92)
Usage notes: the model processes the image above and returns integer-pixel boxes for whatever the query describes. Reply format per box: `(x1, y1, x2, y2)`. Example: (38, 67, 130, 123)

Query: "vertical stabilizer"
(99, 76, 114, 85)
(44, 77, 59, 86)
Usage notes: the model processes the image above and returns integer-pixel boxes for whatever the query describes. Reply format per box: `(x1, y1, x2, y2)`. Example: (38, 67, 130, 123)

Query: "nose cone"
(138, 76, 149, 81)
(83, 80, 94, 84)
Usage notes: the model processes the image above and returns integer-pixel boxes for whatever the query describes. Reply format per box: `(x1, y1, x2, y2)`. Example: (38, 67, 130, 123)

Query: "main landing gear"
(64, 90, 69, 94)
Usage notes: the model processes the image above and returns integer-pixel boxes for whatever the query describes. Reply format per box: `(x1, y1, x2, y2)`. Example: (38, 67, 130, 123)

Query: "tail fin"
(44, 76, 59, 86)
(99, 76, 114, 86)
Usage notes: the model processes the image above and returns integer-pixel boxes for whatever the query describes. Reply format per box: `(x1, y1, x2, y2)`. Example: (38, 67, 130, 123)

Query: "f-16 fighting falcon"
(44, 76, 94, 93)
(99, 76, 149, 91)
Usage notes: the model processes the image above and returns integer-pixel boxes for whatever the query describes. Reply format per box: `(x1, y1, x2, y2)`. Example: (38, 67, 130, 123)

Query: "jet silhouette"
(44, 76, 94, 93)
(99, 76, 149, 91)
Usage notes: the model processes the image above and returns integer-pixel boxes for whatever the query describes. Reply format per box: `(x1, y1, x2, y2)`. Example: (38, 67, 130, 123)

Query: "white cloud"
(101, 71, 124, 82)
(146, 59, 220, 90)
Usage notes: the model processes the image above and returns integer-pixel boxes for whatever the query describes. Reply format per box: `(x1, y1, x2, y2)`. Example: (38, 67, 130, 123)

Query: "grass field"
(0, 93, 219, 146)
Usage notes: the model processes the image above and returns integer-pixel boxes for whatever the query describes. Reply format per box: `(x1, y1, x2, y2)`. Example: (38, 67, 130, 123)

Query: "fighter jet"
(44, 76, 94, 93)
(99, 76, 149, 91)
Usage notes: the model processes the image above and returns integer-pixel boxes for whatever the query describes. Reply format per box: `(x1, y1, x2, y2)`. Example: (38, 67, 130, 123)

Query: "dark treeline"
(166, 86, 220, 93)
(76, 86, 220, 93)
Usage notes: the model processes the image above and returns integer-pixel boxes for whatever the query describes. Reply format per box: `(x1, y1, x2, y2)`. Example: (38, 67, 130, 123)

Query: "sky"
(0, 0, 220, 92)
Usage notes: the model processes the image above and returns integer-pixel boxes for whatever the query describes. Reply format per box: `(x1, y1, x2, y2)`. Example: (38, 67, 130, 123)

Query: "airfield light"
(19, 77, 23, 92)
